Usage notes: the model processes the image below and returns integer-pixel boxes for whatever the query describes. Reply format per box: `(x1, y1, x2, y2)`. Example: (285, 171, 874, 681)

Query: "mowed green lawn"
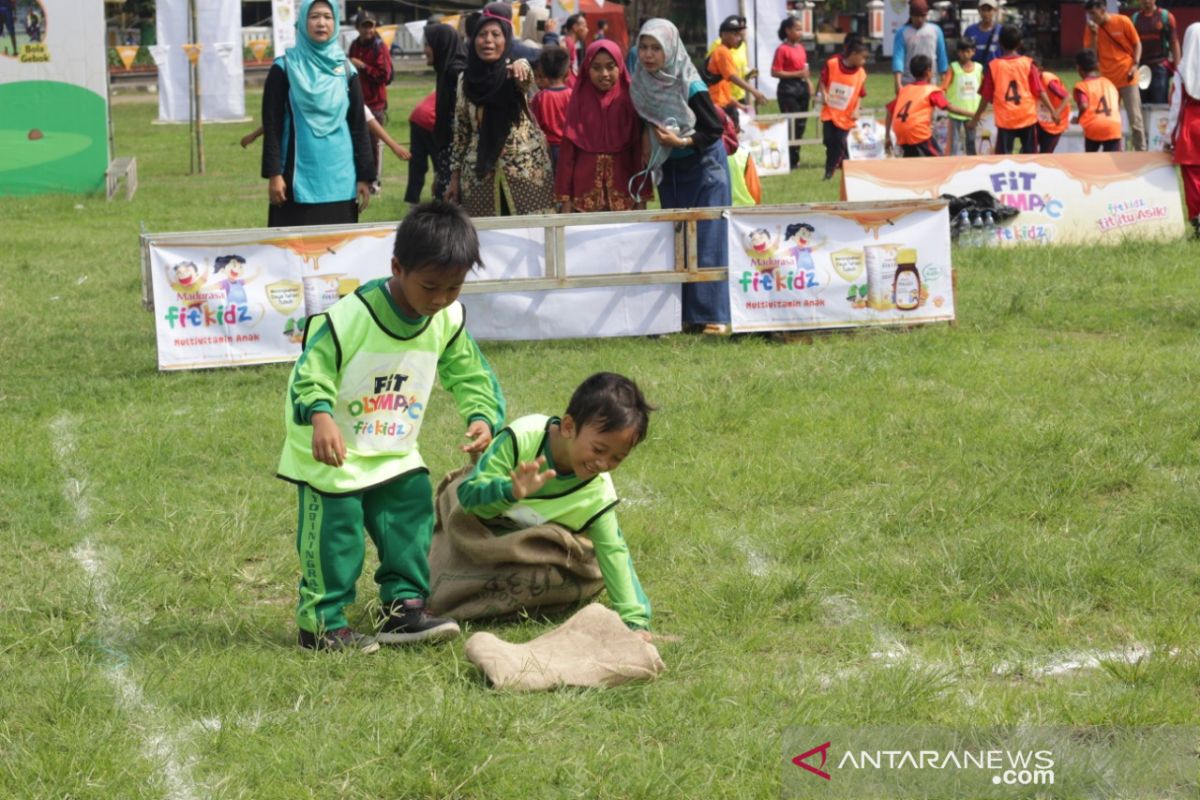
(2, 71, 1200, 799)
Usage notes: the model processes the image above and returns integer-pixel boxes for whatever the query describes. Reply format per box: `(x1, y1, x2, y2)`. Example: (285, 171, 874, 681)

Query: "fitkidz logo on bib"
(347, 372, 425, 438)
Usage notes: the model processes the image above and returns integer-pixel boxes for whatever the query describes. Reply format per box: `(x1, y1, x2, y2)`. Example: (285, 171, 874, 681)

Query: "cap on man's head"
(978, 0, 998, 9)
(909, 0, 929, 15)
(719, 15, 747, 33)
(356, 10, 377, 26)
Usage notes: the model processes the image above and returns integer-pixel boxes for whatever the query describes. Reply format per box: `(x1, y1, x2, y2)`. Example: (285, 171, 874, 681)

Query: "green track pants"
(295, 470, 434, 634)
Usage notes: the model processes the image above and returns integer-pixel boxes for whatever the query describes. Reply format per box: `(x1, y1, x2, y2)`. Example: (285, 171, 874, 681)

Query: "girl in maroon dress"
(556, 39, 651, 213)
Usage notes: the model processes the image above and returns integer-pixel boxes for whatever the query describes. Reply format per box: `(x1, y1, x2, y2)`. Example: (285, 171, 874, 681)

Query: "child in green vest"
(941, 38, 981, 155)
(456, 372, 655, 634)
(278, 200, 506, 651)
(723, 104, 763, 206)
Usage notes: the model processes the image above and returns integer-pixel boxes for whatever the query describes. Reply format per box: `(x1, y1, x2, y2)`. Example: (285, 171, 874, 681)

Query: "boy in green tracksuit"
(456, 372, 654, 633)
(278, 201, 505, 651)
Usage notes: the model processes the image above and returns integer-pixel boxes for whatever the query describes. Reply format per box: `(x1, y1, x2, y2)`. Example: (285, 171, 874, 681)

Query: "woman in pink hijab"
(556, 39, 651, 212)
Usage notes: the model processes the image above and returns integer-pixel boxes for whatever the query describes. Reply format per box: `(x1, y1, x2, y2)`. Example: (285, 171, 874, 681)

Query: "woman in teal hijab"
(261, 0, 374, 227)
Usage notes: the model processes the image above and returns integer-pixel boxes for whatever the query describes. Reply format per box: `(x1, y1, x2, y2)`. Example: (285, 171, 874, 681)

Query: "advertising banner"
(273, 0, 297, 54)
(843, 152, 1187, 245)
(0, 0, 109, 195)
(146, 221, 682, 370)
(739, 113, 791, 176)
(156, 0, 246, 123)
(727, 201, 955, 333)
(848, 117, 888, 160)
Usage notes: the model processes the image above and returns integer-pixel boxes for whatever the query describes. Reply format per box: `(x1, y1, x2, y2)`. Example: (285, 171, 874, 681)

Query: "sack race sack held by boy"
(427, 467, 605, 620)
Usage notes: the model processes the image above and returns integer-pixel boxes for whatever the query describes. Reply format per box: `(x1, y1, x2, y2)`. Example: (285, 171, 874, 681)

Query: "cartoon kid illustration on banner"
(213, 254, 259, 305)
(169, 260, 209, 294)
(784, 222, 825, 274)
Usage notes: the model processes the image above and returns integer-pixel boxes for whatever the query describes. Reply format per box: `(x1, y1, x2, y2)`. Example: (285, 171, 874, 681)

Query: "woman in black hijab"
(445, 2, 554, 216)
(423, 22, 466, 200)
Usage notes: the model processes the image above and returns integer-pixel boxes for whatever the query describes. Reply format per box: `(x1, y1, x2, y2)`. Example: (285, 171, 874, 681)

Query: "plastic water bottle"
(981, 211, 996, 246)
(955, 209, 971, 243)
(969, 211, 984, 248)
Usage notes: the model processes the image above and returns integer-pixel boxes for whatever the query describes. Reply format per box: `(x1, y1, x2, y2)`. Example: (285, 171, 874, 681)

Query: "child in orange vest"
(886, 55, 974, 156)
(1034, 54, 1071, 153)
(819, 36, 869, 180)
(967, 25, 1050, 154)
(1072, 49, 1123, 151)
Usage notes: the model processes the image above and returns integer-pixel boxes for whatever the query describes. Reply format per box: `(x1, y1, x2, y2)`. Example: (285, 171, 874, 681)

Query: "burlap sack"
(427, 468, 605, 621)
(465, 603, 666, 691)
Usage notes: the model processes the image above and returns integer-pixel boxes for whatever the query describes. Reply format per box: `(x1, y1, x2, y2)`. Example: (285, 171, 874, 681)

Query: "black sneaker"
(376, 598, 460, 645)
(297, 627, 380, 653)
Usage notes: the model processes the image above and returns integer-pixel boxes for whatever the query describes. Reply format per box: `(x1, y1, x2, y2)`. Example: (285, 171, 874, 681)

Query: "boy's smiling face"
(389, 259, 469, 318)
(560, 416, 639, 479)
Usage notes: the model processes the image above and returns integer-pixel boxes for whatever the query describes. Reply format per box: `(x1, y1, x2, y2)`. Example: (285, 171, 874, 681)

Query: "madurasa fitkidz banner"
(843, 152, 1187, 245)
(0, 0, 109, 194)
(145, 220, 682, 370)
(727, 201, 955, 333)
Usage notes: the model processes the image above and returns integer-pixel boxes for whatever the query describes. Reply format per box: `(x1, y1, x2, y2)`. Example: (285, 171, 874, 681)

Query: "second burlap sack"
(427, 468, 606, 621)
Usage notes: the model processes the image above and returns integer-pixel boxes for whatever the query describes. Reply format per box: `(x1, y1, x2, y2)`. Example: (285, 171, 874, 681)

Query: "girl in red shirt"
(772, 16, 814, 169)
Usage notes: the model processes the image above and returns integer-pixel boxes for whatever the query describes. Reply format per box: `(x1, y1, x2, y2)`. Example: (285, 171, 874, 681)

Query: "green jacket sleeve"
(456, 429, 518, 516)
(587, 510, 651, 630)
(438, 320, 505, 433)
(288, 314, 339, 425)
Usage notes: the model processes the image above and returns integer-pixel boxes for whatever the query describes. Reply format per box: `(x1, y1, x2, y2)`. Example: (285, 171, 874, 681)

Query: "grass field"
(3, 70, 1200, 799)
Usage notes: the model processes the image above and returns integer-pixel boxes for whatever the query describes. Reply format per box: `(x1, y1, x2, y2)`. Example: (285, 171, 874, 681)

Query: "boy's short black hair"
(956, 38, 976, 53)
(566, 372, 655, 444)
(1083, 0, 1105, 10)
(538, 45, 569, 79)
(1076, 48, 1099, 72)
(909, 54, 932, 78)
(392, 200, 483, 273)
(565, 12, 585, 31)
(999, 24, 1022, 52)
(597, 19, 608, 30)
(843, 34, 869, 55)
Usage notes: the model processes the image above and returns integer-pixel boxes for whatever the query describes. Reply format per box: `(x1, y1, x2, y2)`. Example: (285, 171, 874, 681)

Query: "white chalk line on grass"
(51, 415, 206, 800)
(992, 644, 1180, 679)
(814, 593, 1179, 689)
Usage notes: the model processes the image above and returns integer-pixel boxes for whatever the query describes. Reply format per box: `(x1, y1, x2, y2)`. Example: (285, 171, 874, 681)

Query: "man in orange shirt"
(708, 16, 767, 111)
(1083, 0, 1145, 150)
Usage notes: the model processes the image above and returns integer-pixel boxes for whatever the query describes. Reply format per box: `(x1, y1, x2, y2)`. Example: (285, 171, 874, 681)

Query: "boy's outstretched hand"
(461, 420, 493, 455)
(311, 412, 346, 467)
(510, 455, 556, 500)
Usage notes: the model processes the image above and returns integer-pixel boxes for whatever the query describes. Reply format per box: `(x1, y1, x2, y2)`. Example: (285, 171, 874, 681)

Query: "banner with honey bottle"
(726, 200, 956, 333)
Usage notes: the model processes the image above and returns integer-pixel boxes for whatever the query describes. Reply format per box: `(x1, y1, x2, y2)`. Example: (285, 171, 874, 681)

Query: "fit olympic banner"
(842, 152, 1187, 245)
(0, 0, 109, 195)
(727, 201, 955, 333)
(144, 221, 681, 371)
